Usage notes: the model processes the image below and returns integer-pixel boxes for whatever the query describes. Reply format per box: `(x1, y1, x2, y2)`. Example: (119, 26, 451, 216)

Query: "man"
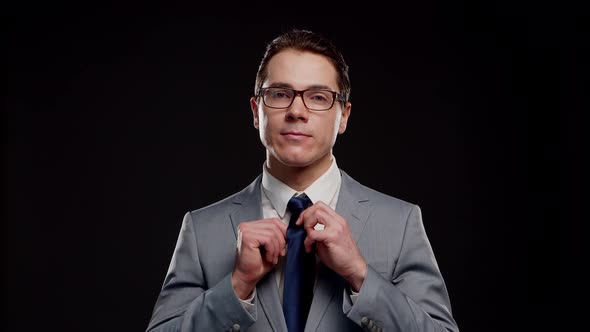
(146, 29, 459, 332)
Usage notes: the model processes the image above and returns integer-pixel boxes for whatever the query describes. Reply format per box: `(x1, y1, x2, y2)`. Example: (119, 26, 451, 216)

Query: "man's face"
(250, 49, 351, 169)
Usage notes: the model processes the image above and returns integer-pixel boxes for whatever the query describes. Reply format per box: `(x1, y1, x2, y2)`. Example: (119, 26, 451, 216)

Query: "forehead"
(264, 49, 339, 90)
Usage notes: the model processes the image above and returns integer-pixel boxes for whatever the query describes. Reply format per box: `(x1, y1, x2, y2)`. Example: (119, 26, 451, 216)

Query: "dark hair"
(254, 29, 351, 103)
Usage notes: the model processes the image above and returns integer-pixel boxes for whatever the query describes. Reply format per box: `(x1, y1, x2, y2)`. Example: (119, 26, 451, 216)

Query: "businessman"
(146, 29, 459, 332)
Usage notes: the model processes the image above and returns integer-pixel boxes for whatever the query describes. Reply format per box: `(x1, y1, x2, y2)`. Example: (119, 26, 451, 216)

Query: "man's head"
(254, 29, 351, 103)
(250, 29, 352, 172)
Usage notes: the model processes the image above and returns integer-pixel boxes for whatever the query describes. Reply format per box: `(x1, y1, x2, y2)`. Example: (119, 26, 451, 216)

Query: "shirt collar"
(261, 157, 341, 218)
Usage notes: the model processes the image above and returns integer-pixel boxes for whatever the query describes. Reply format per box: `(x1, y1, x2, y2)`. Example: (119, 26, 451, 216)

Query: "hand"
(296, 201, 367, 292)
(231, 218, 287, 299)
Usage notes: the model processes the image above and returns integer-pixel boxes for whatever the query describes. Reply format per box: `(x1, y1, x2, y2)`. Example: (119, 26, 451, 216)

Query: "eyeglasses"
(257, 87, 346, 111)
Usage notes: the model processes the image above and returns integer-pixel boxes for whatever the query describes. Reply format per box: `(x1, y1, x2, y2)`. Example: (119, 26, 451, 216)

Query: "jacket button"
(231, 323, 240, 331)
(361, 317, 369, 326)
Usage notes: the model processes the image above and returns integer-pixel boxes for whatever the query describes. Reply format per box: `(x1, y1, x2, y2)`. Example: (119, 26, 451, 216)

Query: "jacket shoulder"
(341, 170, 417, 214)
(187, 175, 261, 221)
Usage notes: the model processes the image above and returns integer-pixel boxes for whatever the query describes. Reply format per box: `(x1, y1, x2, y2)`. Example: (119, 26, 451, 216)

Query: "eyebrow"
(265, 82, 335, 91)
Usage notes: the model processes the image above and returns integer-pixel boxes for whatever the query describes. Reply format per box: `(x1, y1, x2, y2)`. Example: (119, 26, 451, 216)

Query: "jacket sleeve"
(146, 212, 256, 332)
(343, 205, 460, 332)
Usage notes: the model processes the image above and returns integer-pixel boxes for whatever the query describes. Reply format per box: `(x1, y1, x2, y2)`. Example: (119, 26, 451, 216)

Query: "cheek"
(259, 113, 279, 144)
(257, 113, 268, 140)
(332, 111, 342, 141)
(318, 113, 341, 145)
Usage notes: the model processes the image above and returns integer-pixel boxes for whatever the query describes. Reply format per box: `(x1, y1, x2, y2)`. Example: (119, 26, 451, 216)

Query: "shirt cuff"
(343, 285, 360, 308)
(349, 288, 359, 304)
(239, 288, 257, 315)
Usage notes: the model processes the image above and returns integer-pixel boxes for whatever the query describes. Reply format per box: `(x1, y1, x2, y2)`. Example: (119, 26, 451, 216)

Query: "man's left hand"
(296, 201, 367, 292)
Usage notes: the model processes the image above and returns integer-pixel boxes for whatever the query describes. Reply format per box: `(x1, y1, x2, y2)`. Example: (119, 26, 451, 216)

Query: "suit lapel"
(229, 175, 287, 331)
(256, 271, 288, 331)
(305, 170, 370, 332)
(304, 264, 342, 332)
(335, 170, 370, 243)
(229, 175, 263, 238)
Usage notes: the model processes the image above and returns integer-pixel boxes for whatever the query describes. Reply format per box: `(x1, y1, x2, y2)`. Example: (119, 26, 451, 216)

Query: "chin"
(276, 155, 314, 168)
(274, 148, 330, 169)
(270, 148, 313, 167)
(267, 143, 330, 169)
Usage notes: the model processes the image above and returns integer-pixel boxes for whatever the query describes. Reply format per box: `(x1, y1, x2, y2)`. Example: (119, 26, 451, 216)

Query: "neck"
(266, 152, 333, 192)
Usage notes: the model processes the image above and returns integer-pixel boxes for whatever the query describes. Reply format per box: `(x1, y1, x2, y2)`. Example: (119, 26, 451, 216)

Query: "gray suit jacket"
(146, 170, 459, 332)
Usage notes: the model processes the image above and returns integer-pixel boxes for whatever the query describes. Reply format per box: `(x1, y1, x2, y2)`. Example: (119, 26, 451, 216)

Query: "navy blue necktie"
(283, 194, 315, 332)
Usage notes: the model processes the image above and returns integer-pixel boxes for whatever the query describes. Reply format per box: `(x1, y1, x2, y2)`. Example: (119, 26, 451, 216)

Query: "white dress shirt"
(239, 157, 358, 312)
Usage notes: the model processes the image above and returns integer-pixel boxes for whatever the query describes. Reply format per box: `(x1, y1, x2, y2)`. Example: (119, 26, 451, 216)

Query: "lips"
(281, 131, 311, 137)
(281, 131, 312, 140)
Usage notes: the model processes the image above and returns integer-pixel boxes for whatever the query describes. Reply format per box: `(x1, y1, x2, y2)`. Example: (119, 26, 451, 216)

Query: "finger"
(265, 218, 287, 257)
(250, 219, 287, 262)
(251, 227, 277, 263)
(295, 204, 318, 226)
(270, 226, 285, 263)
(271, 227, 284, 263)
(270, 217, 288, 237)
(311, 201, 339, 222)
(296, 204, 319, 228)
(261, 234, 278, 264)
(265, 219, 286, 260)
(302, 208, 331, 232)
(274, 226, 287, 257)
(306, 228, 330, 245)
(236, 227, 244, 254)
(303, 233, 316, 253)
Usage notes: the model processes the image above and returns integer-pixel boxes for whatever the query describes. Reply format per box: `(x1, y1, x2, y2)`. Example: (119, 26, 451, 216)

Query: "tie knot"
(287, 194, 312, 214)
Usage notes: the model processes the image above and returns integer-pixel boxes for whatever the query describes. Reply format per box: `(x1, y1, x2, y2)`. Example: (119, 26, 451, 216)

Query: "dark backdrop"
(3, 3, 575, 332)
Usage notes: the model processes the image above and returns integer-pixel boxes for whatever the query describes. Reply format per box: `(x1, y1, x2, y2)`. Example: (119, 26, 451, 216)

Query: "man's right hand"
(231, 218, 287, 299)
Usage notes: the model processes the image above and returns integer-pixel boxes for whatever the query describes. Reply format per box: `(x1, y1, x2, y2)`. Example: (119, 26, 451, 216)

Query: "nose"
(285, 94, 309, 122)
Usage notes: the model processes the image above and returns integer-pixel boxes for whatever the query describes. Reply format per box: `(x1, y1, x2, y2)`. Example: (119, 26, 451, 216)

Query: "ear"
(250, 97, 260, 129)
(338, 102, 352, 134)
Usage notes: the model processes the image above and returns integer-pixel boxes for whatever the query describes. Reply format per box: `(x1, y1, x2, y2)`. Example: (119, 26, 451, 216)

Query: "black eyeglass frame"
(257, 87, 347, 111)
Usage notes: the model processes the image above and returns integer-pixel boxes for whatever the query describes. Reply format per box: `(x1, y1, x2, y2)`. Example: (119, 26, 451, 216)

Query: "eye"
(268, 88, 293, 99)
(306, 90, 332, 103)
(309, 94, 328, 102)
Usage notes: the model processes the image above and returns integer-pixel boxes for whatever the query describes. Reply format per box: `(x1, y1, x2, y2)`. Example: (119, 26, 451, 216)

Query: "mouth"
(281, 131, 312, 140)
(282, 131, 310, 136)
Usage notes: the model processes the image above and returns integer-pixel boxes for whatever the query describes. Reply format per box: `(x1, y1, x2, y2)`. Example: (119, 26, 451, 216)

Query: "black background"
(3, 3, 578, 332)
